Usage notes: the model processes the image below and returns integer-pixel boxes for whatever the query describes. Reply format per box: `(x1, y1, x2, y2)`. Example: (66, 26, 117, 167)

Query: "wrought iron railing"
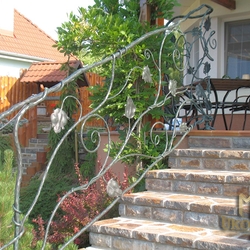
(0, 4, 216, 249)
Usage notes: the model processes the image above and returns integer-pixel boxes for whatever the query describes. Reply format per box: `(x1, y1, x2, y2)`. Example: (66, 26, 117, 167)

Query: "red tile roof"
(0, 9, 65, 61)
(20, 60, 89, 88)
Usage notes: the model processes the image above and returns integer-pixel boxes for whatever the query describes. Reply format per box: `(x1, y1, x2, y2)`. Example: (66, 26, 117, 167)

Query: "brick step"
(88, 217, 250, 250)
(145, 169, 250, 197)
(28, 138, 49, 147)
(85, 248, 105, 250)
(120, 191, 250, 230)
(37, 133, 49, 139)
(169, 148, 250, 171)
(21, 147, 47, 172)
(21, 147, 45, 153)
(85, 248, 106, 250)
(188, 136, 250, 149)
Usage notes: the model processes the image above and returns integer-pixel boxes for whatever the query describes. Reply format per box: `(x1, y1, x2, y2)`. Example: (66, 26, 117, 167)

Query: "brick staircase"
(21, 133, 49, 187)
(87, 131, 250, 250)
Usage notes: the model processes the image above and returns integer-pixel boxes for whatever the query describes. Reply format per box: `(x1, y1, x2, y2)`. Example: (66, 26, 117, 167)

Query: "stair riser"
(169, 157, 250, 171)
(188, 136, 250, 149)
(89, 232, 194, 250)
(29, 143, 48, 148)
(21, 148, 45, 153)
(146, 178, 250, 198)
(29, 138, 49, 144)
(119, 203, 249, 229)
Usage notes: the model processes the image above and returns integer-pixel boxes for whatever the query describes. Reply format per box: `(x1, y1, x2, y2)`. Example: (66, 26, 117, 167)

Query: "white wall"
(0, 58, 31, 78)
(178, 0, 250, 79)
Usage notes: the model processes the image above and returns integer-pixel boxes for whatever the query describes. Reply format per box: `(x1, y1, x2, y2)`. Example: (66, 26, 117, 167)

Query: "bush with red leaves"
(32, 161, 130, 248)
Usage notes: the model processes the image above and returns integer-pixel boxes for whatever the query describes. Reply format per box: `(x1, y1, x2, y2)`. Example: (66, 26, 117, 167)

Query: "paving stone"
(228, 159, 250, 171)
(152, 208, 183, 223)
(145, 178, 172, 191)
(220, 150, 244, 158)
(202, 150, 220, 158)
(179, 158, 201, 168)
(122, 204, 152, 219)
(158, 232, 196, 248)
(223, 184, 250, 197)
(232, 137, 250, 149)
(196, 182, 223, 196)
(184, 211, 219, 228)
(203, 159, 226, 170)
(196, 235, 250, 250)
(189, 137, 232, 148)
(113, 237, 154, 250)
(89, 233, 112, 248)
(173, 181, 196, 194)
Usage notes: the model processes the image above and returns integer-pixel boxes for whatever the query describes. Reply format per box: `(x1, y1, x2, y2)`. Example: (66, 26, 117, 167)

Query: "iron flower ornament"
(179, 122, 188, 133)
(169, 79, 177, 96)
(107, 179, 122, 198)
(50, 108, 69, 133)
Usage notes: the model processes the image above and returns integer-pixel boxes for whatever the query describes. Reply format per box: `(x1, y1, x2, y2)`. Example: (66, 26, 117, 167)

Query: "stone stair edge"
(146, 169, 250, 183)
(120, 191, 249, 217)
(89, 217, 250, 250)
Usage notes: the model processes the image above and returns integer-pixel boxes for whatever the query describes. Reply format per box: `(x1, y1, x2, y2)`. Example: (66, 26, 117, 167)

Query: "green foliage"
(0, 150, 15, 247)
(20, 174, 77, 221)
(55, 0, 179, 125)
(0, 134, 12, 165)
(0, 149, 36, 249)
(47, 81, 79, 176)
(47, 119, 76, 175)
(54, 0, 179, 194)
(79, 130, 98, 179)
(107, 121, 168, 192)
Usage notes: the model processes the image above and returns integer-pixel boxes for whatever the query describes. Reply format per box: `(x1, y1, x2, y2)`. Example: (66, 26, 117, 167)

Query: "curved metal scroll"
(0, 4, 215, 250)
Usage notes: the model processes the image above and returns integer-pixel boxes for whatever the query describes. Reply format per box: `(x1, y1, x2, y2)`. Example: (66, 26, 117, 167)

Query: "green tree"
(55, 0, 181, 191)
(55, 0, 179, 125)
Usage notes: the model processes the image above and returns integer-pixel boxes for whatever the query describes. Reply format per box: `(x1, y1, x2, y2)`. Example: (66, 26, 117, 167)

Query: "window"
(225, 20, 250, 78)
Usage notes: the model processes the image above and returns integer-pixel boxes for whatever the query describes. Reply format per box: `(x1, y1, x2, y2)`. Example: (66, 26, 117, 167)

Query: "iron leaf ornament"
(203, 62, 211, 74)
(204, 16, 211, 31)
(125, 96, 136, 119)
(142, 65, 153, 83)
(179, 122, 188, 133)
(169, 79, 177, 97)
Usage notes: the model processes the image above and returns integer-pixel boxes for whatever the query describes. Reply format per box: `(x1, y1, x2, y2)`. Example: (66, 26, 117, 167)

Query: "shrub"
(32, 162, 129, 248)
(0, 149, 37, 249)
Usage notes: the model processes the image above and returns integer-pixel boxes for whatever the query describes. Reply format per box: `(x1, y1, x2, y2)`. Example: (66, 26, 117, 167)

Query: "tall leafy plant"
(55, 0, 179, 125)
(55, 0, 181, 189)
(0, 149, 38, 249)
(47, 79, 79, 175)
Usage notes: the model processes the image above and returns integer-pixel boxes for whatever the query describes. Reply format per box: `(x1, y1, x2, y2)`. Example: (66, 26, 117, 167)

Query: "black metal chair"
(221, 86, 250, 130)
(163, 78, 219, 130)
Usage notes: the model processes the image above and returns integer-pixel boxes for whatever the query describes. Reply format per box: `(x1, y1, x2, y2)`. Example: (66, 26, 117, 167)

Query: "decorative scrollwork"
(0, 4, 216, 250)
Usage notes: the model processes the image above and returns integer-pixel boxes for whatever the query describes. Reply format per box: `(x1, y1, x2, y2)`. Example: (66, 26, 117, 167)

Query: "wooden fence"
(0, 73, 105, 146)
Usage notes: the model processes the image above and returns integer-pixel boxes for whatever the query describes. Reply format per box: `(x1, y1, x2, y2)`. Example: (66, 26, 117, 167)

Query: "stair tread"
(90, 217, 250, 249)
(146, 169, 250, 184)
(122, 191, 238, 213)
(171, 148, 250, 158)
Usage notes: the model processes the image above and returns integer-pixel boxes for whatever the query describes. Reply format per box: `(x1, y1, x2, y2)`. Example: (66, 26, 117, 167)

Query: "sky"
(9, 0, 95, 40)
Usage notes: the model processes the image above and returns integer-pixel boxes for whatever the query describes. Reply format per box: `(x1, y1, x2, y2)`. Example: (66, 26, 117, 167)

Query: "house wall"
(178, 0, 250, 79)
(0, 57, 31, 78)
